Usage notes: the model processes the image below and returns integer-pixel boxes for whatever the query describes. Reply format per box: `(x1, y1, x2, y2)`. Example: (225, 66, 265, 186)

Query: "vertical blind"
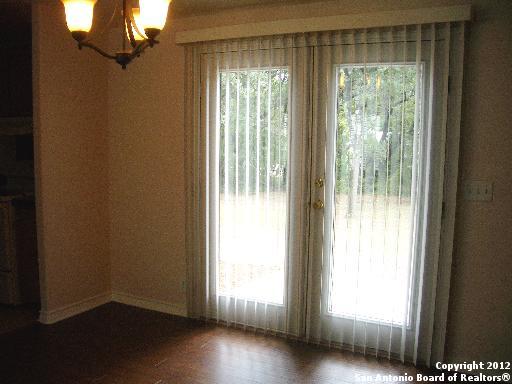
(187, 39, 310, 337)
(185, 22, 465, 367)
(307, 25, 454, 365)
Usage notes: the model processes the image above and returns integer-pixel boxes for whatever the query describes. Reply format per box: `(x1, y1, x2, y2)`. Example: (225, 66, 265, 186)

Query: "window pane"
(329, 64, 419, 325)
(218, 68, 289, 305)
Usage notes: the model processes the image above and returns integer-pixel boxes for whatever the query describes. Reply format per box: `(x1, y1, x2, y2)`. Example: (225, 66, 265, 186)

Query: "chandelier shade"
(62, 0, 97, 33)
(127, 8, 147, 41)
(61, 0, 172, 69)
(128, 8, 148, 41)
(139, 0, 171, 31)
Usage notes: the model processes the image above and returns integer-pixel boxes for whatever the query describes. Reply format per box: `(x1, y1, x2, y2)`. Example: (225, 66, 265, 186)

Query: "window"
(217, 68, 289, 305)
(328, 64, 421, 325)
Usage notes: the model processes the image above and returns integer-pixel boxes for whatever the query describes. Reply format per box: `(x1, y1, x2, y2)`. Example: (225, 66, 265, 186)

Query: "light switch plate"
(463, 181, 493, 202)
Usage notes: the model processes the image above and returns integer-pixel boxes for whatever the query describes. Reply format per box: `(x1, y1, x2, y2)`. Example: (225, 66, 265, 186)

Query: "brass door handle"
(315, 178, 324, 188)
(312, 199, 324, 209)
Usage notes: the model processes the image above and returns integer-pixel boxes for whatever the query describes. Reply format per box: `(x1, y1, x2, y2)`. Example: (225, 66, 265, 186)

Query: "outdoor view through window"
(216, 62, 421, 325)
(329, 64, 420, 325)
(218, 68, 289, 305)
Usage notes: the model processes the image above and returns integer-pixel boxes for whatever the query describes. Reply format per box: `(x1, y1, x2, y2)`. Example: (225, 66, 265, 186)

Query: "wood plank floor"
(0, 303, 439, 384)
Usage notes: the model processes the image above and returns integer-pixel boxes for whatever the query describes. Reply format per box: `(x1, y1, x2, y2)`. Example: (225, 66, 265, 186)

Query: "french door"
(195, 25, 454, 363)
(306, 33, 445, 360)
(200, 44, 311, 336)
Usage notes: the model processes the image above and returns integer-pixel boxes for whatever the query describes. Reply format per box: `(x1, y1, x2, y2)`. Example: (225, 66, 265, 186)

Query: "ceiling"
(0, 0, 323, 21)
(169, 0, 315, 17)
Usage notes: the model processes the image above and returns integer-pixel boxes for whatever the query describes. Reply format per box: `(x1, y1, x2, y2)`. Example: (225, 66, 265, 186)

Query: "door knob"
(313, 199, 324, 209)
(315, 178, 324, 188)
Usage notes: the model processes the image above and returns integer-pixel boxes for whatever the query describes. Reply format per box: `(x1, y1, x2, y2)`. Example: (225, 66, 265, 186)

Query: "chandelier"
(62, 0, 171, 69)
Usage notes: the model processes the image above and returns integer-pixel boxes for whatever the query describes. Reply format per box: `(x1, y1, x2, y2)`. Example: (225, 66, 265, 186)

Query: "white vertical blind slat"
(233, 44, 241, 325)
(412, 23, 424, 366)
(397, 25, 408, 363)
(242, 51, 251, 329)
(425, 21, 451, 367)
(222, 50, 232, 326)
(214, 49, 221, 323)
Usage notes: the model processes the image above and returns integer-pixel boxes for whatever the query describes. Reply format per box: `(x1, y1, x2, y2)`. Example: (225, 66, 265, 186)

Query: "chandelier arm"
(130, 41, 150, 59)
(121, 0, 127, 52)
(64, 0, 167, 69)
(79, 41, 117, 60)
(128, 38, 160, 60)
(139, 39, 159, 53)
(128, 6, 146, 42)
(125, 9, 137, 48)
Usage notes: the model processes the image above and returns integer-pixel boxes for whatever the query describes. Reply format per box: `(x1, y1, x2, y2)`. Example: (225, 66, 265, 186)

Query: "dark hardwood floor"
(0, 303, 438, 383)
(0, 304, 38, 334)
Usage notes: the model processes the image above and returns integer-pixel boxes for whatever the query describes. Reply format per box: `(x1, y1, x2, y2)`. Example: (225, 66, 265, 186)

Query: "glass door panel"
(329, 64, 419, 326)
(203, 45, 310, 335)
(306, 36, 436, 358)
(218, 68, 289, 306)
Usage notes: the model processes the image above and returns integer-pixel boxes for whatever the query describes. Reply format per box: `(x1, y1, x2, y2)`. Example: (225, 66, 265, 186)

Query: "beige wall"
(33, 1, 111, 312)
(446, 1, 512, 363)
(108, 0, 512, 363)
(107, 30, 186, 308)
(33, 0, 511, 363)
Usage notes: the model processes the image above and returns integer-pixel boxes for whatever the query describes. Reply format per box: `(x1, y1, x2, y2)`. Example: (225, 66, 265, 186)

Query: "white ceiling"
(170, 0, 314, 17)
(0, 0, 324, 19)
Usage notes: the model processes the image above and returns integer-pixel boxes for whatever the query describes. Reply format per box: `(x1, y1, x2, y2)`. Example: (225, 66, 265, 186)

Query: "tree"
(337, 64, 417, 216)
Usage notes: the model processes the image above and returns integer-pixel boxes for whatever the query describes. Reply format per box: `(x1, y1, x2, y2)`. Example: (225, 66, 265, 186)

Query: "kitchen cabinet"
(0, 200, 18, 304)
(0, 196, 38, 305)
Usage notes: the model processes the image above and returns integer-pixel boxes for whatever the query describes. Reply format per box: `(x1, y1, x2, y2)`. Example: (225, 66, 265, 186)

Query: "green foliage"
(219, 69, 289, 195)
(336, 65, 417, 198)
(218, 64, 418, 199)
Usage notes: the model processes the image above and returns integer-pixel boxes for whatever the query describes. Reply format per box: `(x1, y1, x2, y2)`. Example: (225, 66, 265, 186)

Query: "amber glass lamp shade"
(139, 0, 171, 39)
(62, 0, 96, 32)
(126, 8, 147, 41)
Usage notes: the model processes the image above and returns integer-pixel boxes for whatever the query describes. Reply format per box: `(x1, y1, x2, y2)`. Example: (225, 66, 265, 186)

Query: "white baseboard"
(39, 291, 111, 325)
(112, 291, 187, 317)
(38, 291, 187, 325)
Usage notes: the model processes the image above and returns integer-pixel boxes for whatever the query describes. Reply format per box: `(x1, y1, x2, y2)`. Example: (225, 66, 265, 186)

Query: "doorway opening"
(0, 1, 40, 334)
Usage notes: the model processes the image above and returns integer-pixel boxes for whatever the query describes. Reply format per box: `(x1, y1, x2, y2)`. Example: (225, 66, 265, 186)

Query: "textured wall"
(33, 1, 111, 312)
(34, 0, 511, 363)
(446, 1, 512, 363)
(109, 0, 511, 363)
(107, 28, 186, 311)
